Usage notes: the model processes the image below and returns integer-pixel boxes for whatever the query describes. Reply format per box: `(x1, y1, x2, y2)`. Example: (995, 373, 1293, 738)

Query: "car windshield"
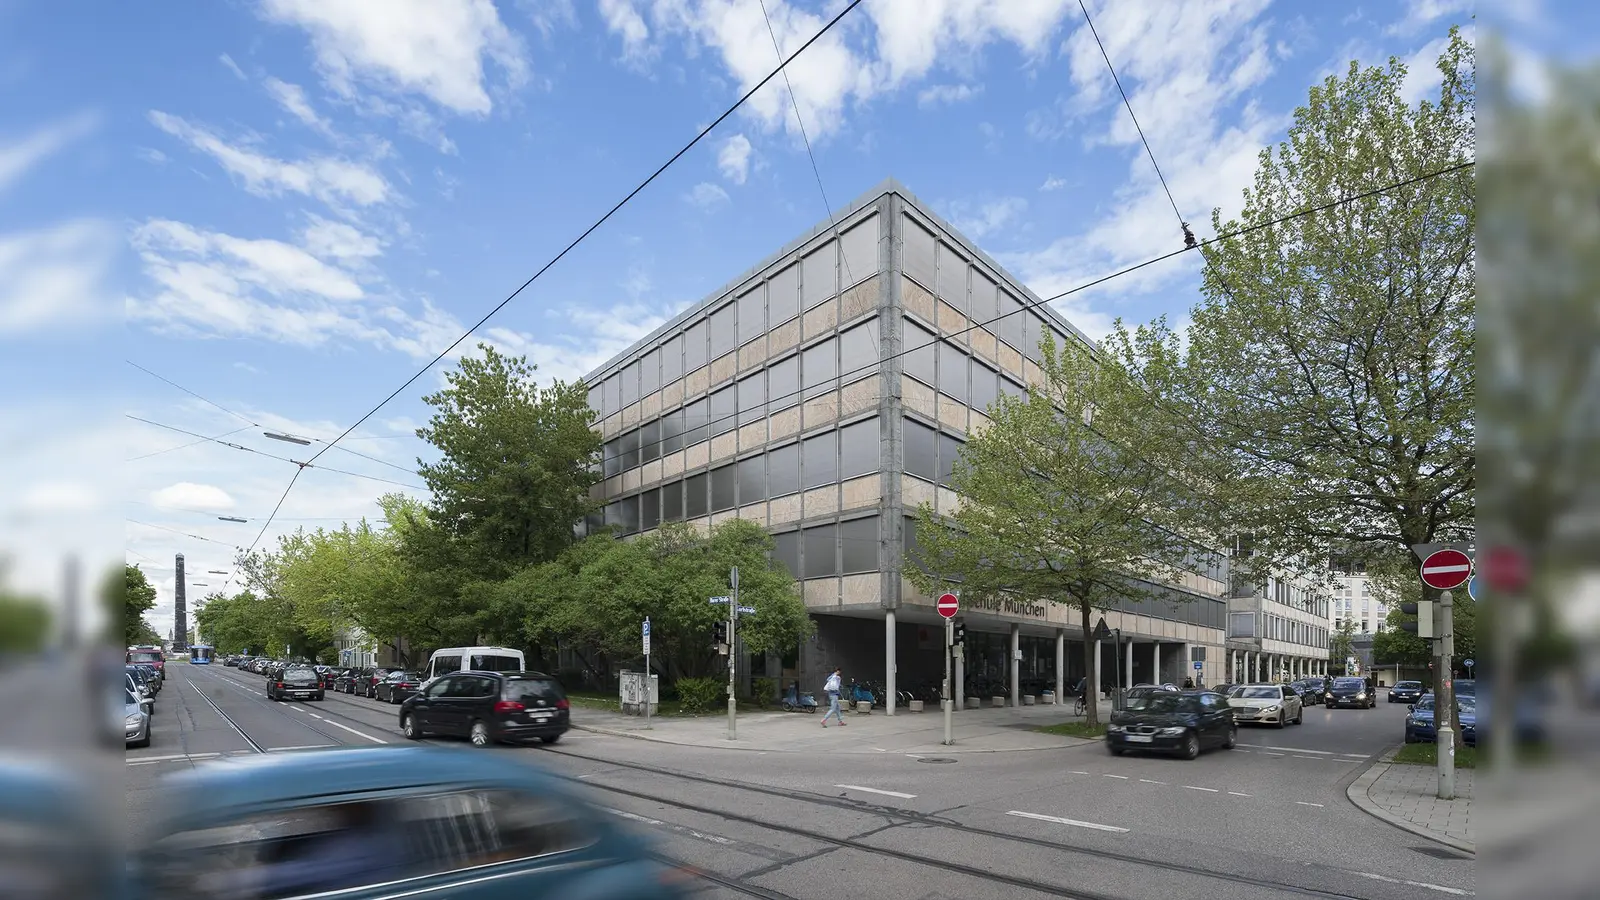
(284, 668, 318, 684)
(1125, 693, 1198, 713)
(502, 677, 562, 703)
(390, 672, 421, 682)
(1397, 682, 1422, 689)
(1333, 678, 1364, 688)
(1232, 686, 1281, 699)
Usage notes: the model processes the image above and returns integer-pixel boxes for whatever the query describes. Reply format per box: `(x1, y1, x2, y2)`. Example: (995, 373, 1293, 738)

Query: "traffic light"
(953, 621, 966, 647)
(1399, 601, 1435, 639)
(712, 621, 727, 645)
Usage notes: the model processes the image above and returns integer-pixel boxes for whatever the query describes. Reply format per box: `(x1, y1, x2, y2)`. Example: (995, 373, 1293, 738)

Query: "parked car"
(122, 684, 152, 747)
(376, 671, 425, 705)
(332, 667, 362, 694)
(1226, 683, 1303, 727)
(135, 747, 692, 899)
(401, 671, 571, 747)
(1107, 690, 1236, 759)
(358, 667, 397, 699)
(1388, 680, 1425, 704)
(1326, 676, 1376, 709)
(1405, 693, 1477, 746)
(1297, 678, 1327, 704)
(268, 665, 326, 702)
(126, 665, 157, 701)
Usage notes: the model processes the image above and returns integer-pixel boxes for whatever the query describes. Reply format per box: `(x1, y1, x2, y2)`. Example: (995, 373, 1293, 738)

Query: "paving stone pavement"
(1349, 755, 1474, 853)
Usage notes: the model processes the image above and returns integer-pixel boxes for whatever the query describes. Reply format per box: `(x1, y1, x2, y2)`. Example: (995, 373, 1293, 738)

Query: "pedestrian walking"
(821, 667, 846, 726)
(1182, 676, 1194, 690)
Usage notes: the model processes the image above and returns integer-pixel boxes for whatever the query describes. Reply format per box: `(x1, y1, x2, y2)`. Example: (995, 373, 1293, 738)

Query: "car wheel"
(402, 714, 422, 740)
(540, 734, 561, 745)
(1222, 725, 1237, 749)
(1182, 733, 1200, 760)
(1108, 744, 1124, 756)
(469, 721, 492, 747)
(131, 732, 150, 749)
(1274, 716, 1286, 729)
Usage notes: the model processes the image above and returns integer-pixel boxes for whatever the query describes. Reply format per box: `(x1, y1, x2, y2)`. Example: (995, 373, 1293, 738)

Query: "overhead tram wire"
(221, 467, 302, 595)
(611, 159, 1476, 462)
(125, 415, 427, 491)
(302, 0, 868, 470)
(127, 424, 254, 462)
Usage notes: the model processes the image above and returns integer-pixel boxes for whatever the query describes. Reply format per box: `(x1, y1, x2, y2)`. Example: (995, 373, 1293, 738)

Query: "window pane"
(840, 215, 878, 287)
(999, 376, 1026, 403)
(737, 372, 764, 425)
(1022, 313, 1043, 362)
(903, 418, 936, 480)
(661, 406, 685, 454)
(619, 495, 640, 534)
(661, 480, 683, 522)
(839, 318, 877, 380)
(711, 464, 736, 512)
(904, 216, 936, 288)
(840, 516, 878, 574)
(770, 263, 799, 325)
(802, 338, 837, 398)
(620, 428, 640, 471)
(937, 245, 967, 313)
(769, 442, 800, 497)
(640, 350, 660, 395)
(603, 440, 621, 478)
(803, 430, 837, 489)
(996, 291, 1023, 348)
(737, 285, 764, 347)
(839, 417, 878, 479)
(903, 321, 935, 385)
(971, 360, 997, 412)
(640, 419, 661, 463)
(586, 382, 602, 416)
(603, 375, 620, 416)
(662, 334, 683, 383)
(685, 472, 708, 518)
(768, 355, 798, 412)
(802, 241, 836, 309)
(970, 271, 997, 324)
(640, 488, 660, 530)
(738, 454, 765, 504)
(938, 342, 967, 402)
(710, 302, 736, 359)
(710, 385, 736, 437)
(621, 362, 639, 407)
(685, 320, 708, 371)
(773, 531, 800, 577)
(803, 524, 837, 578)
(937, 433, 964, 486)
(604, 500, 622, 530)
(684, 398, 709, 446)
(903, 516, 928, 573)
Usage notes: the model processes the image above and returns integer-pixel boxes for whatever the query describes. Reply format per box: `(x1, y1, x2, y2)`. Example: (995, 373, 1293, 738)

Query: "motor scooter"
(781, 681, 818, 713)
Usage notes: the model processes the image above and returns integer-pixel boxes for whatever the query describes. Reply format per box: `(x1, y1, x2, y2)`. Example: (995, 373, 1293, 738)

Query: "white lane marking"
(872, 747, 887, 752)
(905, 753, 924, 759)
(1138, 779, 1167, 785)
(1295, 801, 1325, 808)
(1069, 770, 1090, 775)
(268, 745, 335, 752)
(289, 705, 307, 712)
(603, 808, 664, 826)
(126, 752, 220, 767)
(315, 717, 389, 744)
(687, 830, 735, 845)
(1184, 786, 1220, 793)
(1293, 755, 1324, 761)
(1007, 810, 1130, 834)
(124, 753, 190, 763)
(1264, 752, 1286, 757)
(308, 713, 326, 720)
(836, 784, 917, 799)
(1102, 774, 1129, 780)
(1241, 744, 1332, 754)
(1355, 871, 1471, 896)
(1227, 792, 1252, 797)
(577, 774, 596, 779)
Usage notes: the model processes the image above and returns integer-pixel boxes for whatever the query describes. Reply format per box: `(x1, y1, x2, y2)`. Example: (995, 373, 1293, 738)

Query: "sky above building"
(0, 1, 1579, 638)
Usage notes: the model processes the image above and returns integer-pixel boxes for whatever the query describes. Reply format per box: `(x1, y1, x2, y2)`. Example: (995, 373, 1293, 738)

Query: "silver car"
(1226, 683, 1303, 727)
(121, 686, 152, 747)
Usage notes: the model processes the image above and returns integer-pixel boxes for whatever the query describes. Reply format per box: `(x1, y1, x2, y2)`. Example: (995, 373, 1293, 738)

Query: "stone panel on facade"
(937, 394, 968, 433)
(998, 344, 1024, 380)
(936, 486, 962, 514)
(641, 459, 662, 485)
(738, 338, 765, 373)
(641, 393, 661, 419)
(803, 391, 839, 429)
(901, 474, 935, 510)
(622, 469, 640, 493)
(968, 409, 993, 437)
(803, 578, 839, 609)
(840, 276, 880, 323)
(839, 378, 878, 418)
(969, 329, 998, 364)
(803, 298, 838, 340)
(739, 502, 767, 526)
(661, 451, 684, 479)
(842, 573, 879, 605)
(901, 376, 936, 419)
(737, 420, 767, 448)
(662, 380, 684, 410)
(709, 432, 737, 464)
(769, 493, 802, 525)
(770, 406, 802, 442)
(685, 366, 710, 398)
(622, 402, 640, 429)
(804, 486, 839, 518)
(602, 413, 621, 439)
(770, 318, 802, 356)
(937, 302, 968, 345)
(711, 352, 737, 387)
(1024, 358, 1044, 388)
(684, 440, 710, 470)
(902, 275, 936, 323)
(841, 475, 880, 510)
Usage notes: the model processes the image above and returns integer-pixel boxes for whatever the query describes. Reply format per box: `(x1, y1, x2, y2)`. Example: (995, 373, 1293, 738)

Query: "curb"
(1345, 752, 1475, 855)
(570, 723, 1091, 754)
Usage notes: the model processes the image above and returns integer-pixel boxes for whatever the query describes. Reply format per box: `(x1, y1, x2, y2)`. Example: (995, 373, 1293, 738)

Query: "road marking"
(1355, 872, 1470, 896)
(308, 713, 326, 720)
(1069, 770, 1090, 775)
(1102, 774, 1129, 780)
(1183, 786, 1219, 793)
(1264, 752, 1286, 757)
(905, 754, 924, 759)
(1139, 779, 1167, 785)
(836, 784, 917, 799)
(687, 829, 735, 845)
(577, 773, 596, 779)
(268, 745, 335, 752)
(603, 808, 664, 826)
(1293, 755, 1324, 761)
(872, 747, 887, 752)
(1241, 744, 1333, 754)
(1227, 792, 1251, 797)
(124, 753, 191, 763)
(1007, 810, 1129, 834)
(289, 705, 307, 712)
(315, 718, 389, 744)
(1295, 801, 1325, 808)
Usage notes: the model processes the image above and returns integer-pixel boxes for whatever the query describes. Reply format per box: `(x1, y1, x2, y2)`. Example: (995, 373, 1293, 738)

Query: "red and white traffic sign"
(936, 592, 959, 618)
(1482, 545, 1529, 593)
(1420, 548, 1472, 591)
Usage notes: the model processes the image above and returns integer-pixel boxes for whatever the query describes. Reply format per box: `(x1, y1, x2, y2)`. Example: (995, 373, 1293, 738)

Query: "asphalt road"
(124, 664, 1476, 900)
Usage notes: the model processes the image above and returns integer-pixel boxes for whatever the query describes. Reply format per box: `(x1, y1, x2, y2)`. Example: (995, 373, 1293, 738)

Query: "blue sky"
(0, 0, 1573, 636)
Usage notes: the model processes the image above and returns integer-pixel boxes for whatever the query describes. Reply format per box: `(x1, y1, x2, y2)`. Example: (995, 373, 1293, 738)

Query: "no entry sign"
(1420, 548, 1472, 591)
(936, 592, 959, 618)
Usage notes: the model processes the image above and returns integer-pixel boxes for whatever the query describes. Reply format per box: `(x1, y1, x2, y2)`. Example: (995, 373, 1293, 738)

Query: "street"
(122, 663, 1476, 900)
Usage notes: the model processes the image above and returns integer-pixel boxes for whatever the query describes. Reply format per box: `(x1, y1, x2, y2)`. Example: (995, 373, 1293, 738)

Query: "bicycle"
(1073, 693, 1087, 717)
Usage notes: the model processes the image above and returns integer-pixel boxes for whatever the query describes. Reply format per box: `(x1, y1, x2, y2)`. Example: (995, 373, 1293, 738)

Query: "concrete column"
(1124, 639, 1134, 689)
(1152, 640, 1161, 684)
(885, 610, 896, 716)
(1054, 629, 1065, 703)
(1009, 623, 1021, 707)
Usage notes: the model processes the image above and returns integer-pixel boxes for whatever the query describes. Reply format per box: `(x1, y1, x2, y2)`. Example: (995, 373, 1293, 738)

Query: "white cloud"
(1399, 34, 1459, 106)
(258, 0, 528, 116)
(148, 110, 391, 207)
(150, 483, 236, 512)
(0, 220, 119, 337)
(599, 0, 653, 63)
(949, 196, 1028, 240)
(137, 147, 168, 164)
(0, 110, 100, 193)
(686, 181, 730, 209)
(299, 215, 383, 262)
(917, 83, 980, 107)
(133, 219, 365, 301)
(1039, 175, 1067, 191)
(717, 133, 752, 184)
(219, 53, 247, 79)
(264, 77, 338, 138)
(1385, 0, 1472, 36)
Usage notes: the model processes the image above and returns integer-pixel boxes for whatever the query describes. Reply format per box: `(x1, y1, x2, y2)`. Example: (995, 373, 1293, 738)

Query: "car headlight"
(1262, 705, 1279, 714)
(1107, 724, 1124, 732)
(1157, 727, 1186, 736)
(124, 713, 143, 726)
(1356, 692, 1366, 699)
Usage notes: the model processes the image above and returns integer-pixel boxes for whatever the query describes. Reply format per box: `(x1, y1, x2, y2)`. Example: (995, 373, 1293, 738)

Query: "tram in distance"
(188, 644, 214, 665)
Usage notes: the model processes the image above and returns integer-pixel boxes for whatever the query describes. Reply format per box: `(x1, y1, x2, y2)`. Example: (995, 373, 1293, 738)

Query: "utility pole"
(1436, 590, 1457, 800)
(727, 566, 738, 741)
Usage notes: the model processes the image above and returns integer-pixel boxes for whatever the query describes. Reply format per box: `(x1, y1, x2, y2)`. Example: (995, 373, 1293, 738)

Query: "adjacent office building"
(582, 179, 1234, 709)
(1332, 561, 1388, 635)
(1225, 573, 1333, 683)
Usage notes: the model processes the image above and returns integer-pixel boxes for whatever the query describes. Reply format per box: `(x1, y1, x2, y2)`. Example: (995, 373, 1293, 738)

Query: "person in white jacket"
(821, 668, 846, 726)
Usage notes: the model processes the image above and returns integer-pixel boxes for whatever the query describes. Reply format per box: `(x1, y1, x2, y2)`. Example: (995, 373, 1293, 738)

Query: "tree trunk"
(1079, 600, 1099, 727)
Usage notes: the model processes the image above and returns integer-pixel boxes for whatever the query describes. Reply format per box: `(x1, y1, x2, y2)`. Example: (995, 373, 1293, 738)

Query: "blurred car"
(0, 759, 126, 899)
(360, 667, 397, 699)
(267, 666, 325, 702)
(376, 671, 425, 705)
(122, 684, 153, 748)
(1475, 687, 1549, 745)
(135, 747, 693, 899)
(401, 671, 571, 746)
(133, 662, 163, 693)
(1297, 678, 1327, 704)
(1404, 693, 1477, 747)
(1326, 676, 1375, 709)
(1226, 683, 1303, 727)
(126, 665, 157, 702)
(1107, 690, 1236, 759)
(1388, 680, 1424, 703)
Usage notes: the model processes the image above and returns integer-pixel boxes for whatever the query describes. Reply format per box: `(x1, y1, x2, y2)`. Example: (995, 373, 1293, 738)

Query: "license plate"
(1125, 734, 1152, 743)
(530, 712, 553, 721)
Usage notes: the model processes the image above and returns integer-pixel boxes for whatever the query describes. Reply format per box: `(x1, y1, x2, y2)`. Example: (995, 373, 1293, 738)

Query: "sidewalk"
(571, 697, 1105, 755)
(1347, 751, 1474, 854)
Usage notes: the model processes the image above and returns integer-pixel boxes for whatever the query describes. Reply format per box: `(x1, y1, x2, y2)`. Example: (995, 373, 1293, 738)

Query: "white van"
(423, 646, 527, 683)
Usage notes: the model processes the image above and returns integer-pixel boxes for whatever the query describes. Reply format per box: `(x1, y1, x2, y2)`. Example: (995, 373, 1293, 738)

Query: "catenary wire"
(222, 467, 302, 595)
(126, 519, 245, 550)
(301, 0, 867, 470)
(126, 425, 253, 462)
(125, 415, 427, 491)
(610, 160, 1476, 460)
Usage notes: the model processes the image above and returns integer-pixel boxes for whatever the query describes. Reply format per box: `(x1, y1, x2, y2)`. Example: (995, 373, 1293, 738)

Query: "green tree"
(196, 590, 275, 655)
(0, 592, 51, 653)
(416, 343, 602, 578)
(1329, 619, 1356, 674)
(907, 337, 1208, 727)
(121, 564, 159, 647)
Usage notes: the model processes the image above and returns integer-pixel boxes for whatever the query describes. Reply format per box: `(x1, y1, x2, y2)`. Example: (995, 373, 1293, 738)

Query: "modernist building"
(581, 179, 1233, 710)
(1225, 573, 1333, 683)
(1332, 561, 1388, 635)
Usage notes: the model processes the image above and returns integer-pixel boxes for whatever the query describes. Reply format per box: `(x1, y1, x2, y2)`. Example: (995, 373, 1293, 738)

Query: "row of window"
(771, 516, 880, 580)
(589, 218, 879, 417)
(903, 318, 1028, 409)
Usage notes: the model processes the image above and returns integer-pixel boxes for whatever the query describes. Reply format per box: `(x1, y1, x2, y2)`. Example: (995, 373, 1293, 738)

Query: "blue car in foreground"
(0, 758, 126, 899)
(1403, 694, 1477, 747)
(135, 746, 695, 899)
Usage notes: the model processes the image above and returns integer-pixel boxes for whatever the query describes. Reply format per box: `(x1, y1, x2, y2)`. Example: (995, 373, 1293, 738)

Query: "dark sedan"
(401, 671, 570, 746)
(1297, 678, 1327, 704)
(376, 671, 424, 705)
(1388, 680, 1425, 703)
(1405, 694, 1477, 746)
(1106, 690, 1236, 759)
(1326, 676, 1375, 709)
(267, 666, 325, 702)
